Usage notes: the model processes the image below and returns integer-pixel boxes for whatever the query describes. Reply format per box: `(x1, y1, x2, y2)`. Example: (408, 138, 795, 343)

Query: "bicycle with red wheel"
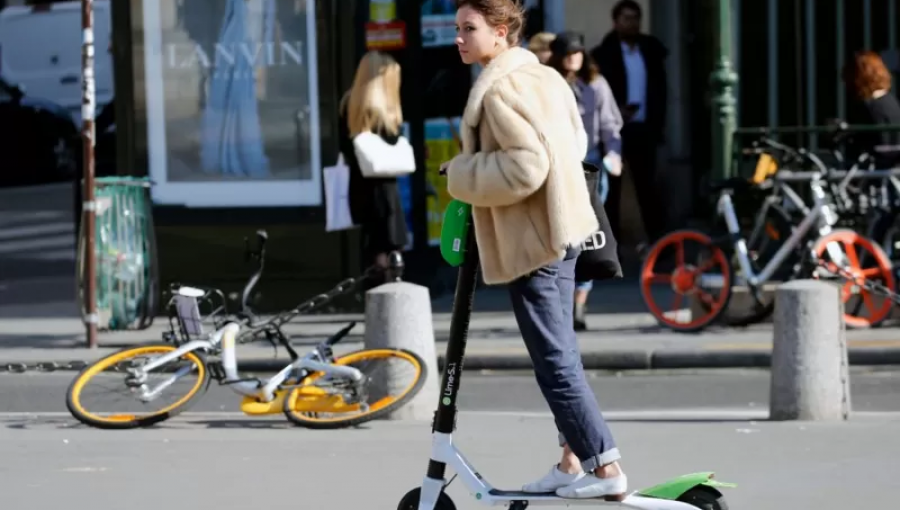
(639, 138, 897, 332)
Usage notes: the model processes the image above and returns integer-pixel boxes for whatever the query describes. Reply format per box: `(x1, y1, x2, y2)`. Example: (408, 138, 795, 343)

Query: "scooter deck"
(486, 489, 659, 507)
(489, 489, 610, 499)
(483, 489, 712, 508)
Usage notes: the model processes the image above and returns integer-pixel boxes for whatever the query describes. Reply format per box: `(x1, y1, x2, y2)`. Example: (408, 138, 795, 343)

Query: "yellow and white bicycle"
(65, 232, 427, 430)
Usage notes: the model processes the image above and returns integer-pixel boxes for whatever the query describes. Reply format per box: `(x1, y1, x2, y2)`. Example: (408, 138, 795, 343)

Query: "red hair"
(843, 51, 893, 99)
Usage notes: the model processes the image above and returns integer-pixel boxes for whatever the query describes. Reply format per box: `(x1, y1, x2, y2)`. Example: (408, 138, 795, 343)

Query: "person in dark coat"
(337, 51, 409, 280)
(841, 50, 900, 167)
(589, 0, 669, 248)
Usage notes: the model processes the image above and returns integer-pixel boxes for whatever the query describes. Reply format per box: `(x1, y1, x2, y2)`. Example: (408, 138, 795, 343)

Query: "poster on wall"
(421, 0, 457, 47)
(366, 0, 406, 51)
(142, 0, 321, 207)
(423, 118, 461, 246)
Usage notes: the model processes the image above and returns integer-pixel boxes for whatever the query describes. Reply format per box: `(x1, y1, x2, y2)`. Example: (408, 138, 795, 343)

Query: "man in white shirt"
(590, 0, 669, 249)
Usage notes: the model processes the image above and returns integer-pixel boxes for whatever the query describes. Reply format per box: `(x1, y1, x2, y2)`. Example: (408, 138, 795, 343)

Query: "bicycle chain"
(1, 263, 396, 374)
(814, 258, 900, 304)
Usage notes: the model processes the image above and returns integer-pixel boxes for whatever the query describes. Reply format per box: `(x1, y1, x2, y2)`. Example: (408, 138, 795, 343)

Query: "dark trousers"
(606, 122, 667, 245)
(507, 247, 621, 471)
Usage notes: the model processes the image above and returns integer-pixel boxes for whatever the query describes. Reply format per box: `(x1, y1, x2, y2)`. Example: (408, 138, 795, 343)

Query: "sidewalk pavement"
(1, 410, 897, 509)
(3, 283, 900, 370)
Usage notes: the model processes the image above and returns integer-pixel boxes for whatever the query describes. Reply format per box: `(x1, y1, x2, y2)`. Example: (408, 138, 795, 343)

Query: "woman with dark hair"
(841, 50, 900, 165)
(547, 31, 623, 331)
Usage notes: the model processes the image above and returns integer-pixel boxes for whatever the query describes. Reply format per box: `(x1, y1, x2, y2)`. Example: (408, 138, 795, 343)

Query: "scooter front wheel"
(397, 487, 456, 510)
(677, 486, 729, 510)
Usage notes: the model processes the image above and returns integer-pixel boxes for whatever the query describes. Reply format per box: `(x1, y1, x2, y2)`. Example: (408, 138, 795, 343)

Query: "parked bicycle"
(639, 135, 898, 332)
(65, 231, 427, 429)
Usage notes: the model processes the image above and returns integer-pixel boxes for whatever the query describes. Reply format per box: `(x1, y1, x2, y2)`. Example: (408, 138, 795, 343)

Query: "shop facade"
(108, 0, 552, 311)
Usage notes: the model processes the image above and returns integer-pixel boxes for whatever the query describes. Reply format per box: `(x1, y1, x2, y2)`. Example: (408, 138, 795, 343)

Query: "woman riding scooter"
(440, 0, 627, 500)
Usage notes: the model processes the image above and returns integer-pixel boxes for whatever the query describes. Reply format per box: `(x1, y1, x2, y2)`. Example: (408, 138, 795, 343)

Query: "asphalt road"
(2, 369, 900, 414)
(1, 411, 898, 510)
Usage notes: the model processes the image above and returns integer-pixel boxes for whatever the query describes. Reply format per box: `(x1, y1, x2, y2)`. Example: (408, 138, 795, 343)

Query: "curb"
(437, 347, 900, 371)
(7, 347, 900, 373)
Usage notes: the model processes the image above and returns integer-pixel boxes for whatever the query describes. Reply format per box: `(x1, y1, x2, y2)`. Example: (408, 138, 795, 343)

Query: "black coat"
(337, 105, 409, 255)
(590, 31, 669, 145)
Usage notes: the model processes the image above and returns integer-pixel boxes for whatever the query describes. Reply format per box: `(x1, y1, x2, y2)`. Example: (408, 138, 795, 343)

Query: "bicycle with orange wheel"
(640, 139, 898, 332)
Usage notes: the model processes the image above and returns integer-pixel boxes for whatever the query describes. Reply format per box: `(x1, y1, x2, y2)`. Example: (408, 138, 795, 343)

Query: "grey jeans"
(507, 246, 621, 472)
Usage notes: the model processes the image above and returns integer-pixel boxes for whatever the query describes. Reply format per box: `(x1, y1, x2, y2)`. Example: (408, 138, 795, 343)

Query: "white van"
(0, 0, 114, 127)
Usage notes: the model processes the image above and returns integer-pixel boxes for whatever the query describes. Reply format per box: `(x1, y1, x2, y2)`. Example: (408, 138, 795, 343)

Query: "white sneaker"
(555, 472, 628, 500)
(521, 465, 586, 493)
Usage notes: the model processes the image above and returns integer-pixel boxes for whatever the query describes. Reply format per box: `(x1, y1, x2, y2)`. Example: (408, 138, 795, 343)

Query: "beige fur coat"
(446, 47, 599, 284)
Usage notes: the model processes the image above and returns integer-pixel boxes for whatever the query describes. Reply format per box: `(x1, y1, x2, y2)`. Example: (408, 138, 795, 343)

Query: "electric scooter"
(396, 200, 736, 510)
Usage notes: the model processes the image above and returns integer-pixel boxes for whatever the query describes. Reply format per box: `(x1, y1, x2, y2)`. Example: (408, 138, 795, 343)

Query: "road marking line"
(0, 222, 74, 240)
(0, 182, 72, 197)
(0, 236, 74, 255)
(459, 409, 900, 420)
(705, 339, 900, 350)
(2, 409, 899, 421)
(0, 211, 65, 227)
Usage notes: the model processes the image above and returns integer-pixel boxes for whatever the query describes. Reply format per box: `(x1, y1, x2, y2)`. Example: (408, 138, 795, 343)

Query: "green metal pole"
(709, 0, 739, 180)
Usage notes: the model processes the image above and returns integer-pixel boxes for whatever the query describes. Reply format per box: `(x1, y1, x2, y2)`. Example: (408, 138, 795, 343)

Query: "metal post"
(731, 0, 741, 127)
(804, 0, 816, 151)
(863, 0, 872, 50)
(836, 0, 845, 120)
(767, 0, 778, 128)
(709, 0, 739, 179)
(81, 0, 98, 348)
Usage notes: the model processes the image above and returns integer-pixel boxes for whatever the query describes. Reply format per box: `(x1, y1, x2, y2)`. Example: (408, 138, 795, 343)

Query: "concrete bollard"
(363, 281, 439, 421)
(769, 279, 851, 421)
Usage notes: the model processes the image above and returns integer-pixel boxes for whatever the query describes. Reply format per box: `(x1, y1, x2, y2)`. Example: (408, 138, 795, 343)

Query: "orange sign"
(366, 20, 407, 50)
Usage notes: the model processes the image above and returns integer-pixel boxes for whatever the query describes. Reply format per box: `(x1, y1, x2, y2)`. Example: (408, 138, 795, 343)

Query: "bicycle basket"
(163, 285, 229, 345)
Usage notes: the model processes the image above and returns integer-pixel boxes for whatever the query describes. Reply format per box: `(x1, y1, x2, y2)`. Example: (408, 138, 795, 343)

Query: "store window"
(137, 0, 321, 208)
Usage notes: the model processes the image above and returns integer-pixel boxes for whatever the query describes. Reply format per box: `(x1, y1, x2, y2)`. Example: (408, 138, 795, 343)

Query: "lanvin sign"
(164, 41, 305, 69)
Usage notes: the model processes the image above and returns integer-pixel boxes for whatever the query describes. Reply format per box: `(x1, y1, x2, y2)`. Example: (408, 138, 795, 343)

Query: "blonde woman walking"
(338, 51, 410, 281)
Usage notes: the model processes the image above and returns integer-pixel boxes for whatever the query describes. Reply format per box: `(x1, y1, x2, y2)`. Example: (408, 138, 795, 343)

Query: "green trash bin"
(76, 176, 160, 331)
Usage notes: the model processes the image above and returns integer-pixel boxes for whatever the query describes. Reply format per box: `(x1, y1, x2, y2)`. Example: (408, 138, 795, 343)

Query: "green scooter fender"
(636, 472, 736, 500)
(440, 199, 473, 267)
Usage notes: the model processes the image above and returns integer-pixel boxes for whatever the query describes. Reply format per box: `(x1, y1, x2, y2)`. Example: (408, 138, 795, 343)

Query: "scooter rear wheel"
(677, 486, 729, 510)
(397, 487, 456, 510)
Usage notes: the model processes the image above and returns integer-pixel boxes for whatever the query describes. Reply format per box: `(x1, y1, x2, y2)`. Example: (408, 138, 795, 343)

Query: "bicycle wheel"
(283, 348, 427, 429)
(812, 228, 896, 328)
(66, 343, 209, 429)
(640, 229, 733, 332)
(697, 203, 798, 327)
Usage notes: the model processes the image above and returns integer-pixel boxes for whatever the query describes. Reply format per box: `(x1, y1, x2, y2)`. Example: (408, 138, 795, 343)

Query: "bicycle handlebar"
(772, 167, 900, 183)
(239, 229, 268, 319)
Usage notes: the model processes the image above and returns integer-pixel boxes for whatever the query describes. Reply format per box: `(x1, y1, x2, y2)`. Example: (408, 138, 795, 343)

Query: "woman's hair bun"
(456, 0, 526, 45)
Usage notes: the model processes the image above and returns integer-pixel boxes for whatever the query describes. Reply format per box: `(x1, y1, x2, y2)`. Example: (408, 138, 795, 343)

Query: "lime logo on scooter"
(442, 362, 457, 406)
(440, 200, 472, 267)
(580, 231, 607, 251)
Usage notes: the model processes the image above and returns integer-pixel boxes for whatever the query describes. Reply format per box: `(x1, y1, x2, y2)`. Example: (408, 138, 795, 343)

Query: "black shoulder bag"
(574, 160, 623, 281)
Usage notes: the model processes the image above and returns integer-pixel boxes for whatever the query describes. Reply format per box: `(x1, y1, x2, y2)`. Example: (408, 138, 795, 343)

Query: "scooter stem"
(425, 214, 480, 481)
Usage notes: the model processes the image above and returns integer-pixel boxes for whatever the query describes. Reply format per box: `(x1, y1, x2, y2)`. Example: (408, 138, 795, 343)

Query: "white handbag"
(323, 154, 356, 232)
(352, 131, 416, 178)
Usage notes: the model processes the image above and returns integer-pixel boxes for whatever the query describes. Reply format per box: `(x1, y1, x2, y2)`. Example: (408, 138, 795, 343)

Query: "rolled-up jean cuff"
(579, 447, 622, 472)
(556, 433, 622, 470)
